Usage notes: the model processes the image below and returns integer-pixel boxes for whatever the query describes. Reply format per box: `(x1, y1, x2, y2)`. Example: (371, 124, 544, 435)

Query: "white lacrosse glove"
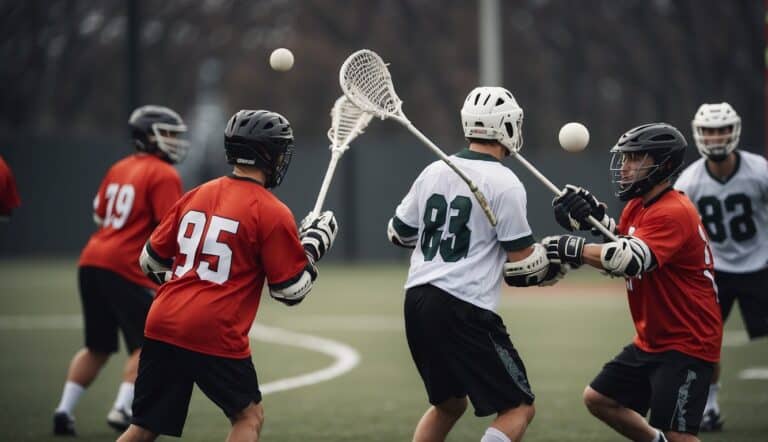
(299, 210, 338, 264)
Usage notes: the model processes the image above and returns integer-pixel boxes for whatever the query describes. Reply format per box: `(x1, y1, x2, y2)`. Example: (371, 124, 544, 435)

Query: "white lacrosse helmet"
(461, 86, 524, 153)
(691, 102, 741, 161)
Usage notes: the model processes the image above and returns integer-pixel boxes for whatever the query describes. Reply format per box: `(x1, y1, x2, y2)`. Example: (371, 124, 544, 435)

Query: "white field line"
(249, 323, 360, 395)
(739, 368, 768, 380)
(0, 314, 360, 395)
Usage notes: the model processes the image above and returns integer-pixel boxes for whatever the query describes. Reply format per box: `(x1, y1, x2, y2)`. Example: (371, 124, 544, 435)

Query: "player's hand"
(147, 270, 171, 285)
(553, 185, 614, 236)
(539, 262, 569, 286)
(300, 210, 338, 264)
(542, 235, 584, 267)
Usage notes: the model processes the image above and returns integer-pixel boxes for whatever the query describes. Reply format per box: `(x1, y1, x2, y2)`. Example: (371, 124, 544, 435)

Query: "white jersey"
(393, 149, 534, 311)
(674, 150, 768, 273)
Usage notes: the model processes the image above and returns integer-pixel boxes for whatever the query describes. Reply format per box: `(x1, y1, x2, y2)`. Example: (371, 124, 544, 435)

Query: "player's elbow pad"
(387, 217, 418, 249)
(600, 236, 655, 278)
(139, 242, 172, 284)
(504, 243, 565, 287)
(269, 264, 317, 306)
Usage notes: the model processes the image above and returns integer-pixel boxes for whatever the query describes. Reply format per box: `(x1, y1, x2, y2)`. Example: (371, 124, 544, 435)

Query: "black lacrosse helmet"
(129, 105, 189, 163)
(224, 110, 294, 188)
(609, 123, 687, 201)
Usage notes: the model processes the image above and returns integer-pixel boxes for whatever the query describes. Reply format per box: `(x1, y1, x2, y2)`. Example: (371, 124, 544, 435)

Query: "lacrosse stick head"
(326, 95, 374, 153)
(339, 49, 403, 120)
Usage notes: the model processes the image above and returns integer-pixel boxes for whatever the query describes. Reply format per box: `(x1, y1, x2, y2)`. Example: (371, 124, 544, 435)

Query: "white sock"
(113, 382, 134, 413)
(705, 383, 720, 413)
(481, 427, 511, 442)
(55, 381, 85, 416)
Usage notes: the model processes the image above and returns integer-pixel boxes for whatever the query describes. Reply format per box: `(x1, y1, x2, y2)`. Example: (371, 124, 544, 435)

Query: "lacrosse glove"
(553, 185, 615, 237)
(299, 210, 338, 264)
(542, 235, 585, 268)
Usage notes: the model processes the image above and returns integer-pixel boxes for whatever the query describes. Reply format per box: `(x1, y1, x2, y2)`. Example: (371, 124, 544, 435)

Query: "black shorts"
(404, 284, 534, 417)
(590, 344, 714, 435)
(79, 266, 154, 354)
(716, 268, 768, 339)
(132, 338, 262, 437)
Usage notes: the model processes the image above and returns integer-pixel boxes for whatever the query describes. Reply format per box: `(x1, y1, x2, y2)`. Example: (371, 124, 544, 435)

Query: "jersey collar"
(227, 174, 265, 186)
(642, 184, 674, 207)
(455, 148, 500, 163)
(704, 151, 740, 185)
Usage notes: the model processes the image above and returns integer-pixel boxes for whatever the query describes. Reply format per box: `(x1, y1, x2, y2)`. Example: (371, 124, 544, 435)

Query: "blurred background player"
(674, 102, 768, 431)
(546, 123, 722, 442)
(0, 155, 21, 221)
(388, 87, 566, 442)
(53, 105, 189, 435)
(118, 110, 338, 442)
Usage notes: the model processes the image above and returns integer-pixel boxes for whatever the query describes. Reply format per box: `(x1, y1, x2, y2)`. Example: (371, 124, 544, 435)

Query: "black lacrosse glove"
(553, 185, 613, 236)
(299, 211, 339, 264)
(542, 235, 585, 267)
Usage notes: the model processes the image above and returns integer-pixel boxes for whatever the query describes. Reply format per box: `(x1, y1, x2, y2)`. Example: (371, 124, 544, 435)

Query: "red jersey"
(144, 175, 309, 358)
(618, 189, 722, 362)
(0, 155, 21, 216)
(79, 154, 182, 289)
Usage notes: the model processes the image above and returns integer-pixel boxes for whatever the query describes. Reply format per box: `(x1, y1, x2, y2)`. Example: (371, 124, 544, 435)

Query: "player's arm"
(137, 197, 184, 285)
(552, 184, 616, 240)
(542, 235, 657, 278)
(387, 216, 418, 248)
(503, 242, 568, 287)
(91, 180, 108, 226)
(268, 210, 338, 306)
(139, 241, 173, 284)
(386, 173, 422, 248)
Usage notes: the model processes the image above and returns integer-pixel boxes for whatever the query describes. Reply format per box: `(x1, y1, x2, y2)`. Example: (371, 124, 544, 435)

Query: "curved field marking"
(0, 315, 361, 395)
(249, 323, 360, 395)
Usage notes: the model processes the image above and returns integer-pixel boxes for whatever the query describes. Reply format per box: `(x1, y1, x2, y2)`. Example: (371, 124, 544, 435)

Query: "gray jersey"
(675, 150, 768, 273)
(393, 149, 534, 312)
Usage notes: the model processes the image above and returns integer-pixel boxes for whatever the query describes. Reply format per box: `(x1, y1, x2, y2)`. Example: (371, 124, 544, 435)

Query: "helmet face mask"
(224, 110, 295, 188)
(610, 123, 687, 201)
(129, 105, 189, 164)
(691, 102, 741, 162)
(150, 122, 189, 163)
(610, 152, 660, 200)
(460, 86, 524, 154)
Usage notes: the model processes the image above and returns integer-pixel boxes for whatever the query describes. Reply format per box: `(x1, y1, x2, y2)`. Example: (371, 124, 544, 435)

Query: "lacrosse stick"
(510, 153, 618, 241)
(339, 49, 497, 226)
(311, 95, 373, 217)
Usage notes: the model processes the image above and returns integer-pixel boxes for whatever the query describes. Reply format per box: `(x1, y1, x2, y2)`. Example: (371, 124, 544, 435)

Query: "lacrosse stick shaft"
(312, 150, 343, 217)
(403, 122, 497, 226)
(511, 153, 618, 241)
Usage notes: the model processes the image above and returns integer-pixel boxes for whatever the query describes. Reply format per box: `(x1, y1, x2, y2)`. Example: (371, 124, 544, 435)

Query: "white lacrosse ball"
(558, 122, 590, 152)
(269, 48, 294, 72)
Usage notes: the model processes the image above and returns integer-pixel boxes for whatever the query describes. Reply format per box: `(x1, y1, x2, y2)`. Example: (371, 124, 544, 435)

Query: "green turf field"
(1, 259, 766, 441)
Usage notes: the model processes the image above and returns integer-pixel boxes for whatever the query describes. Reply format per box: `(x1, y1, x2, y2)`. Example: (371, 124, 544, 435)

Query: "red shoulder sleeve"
(148, 191, 188, 259)
(149, 166, 183, 223)
(0, 157, 21, 214)
(92, 174, 109, 222)
(259, 201, 309, 285)
(630, 203, 690, 268)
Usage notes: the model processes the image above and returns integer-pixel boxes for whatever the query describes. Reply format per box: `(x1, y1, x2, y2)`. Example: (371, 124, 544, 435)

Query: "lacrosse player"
(53, 105, 188, 436)
(674, 103, 768, 431)
(388, 87, 567, 442)
(0, 155, 21, 221)
(546, 123, 722, 442)
(118, 110, 337, 442)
